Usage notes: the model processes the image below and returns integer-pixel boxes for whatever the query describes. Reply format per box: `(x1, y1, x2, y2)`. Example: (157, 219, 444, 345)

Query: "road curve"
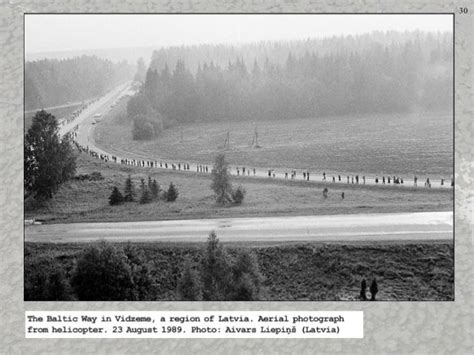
(25, 211, 453, 244)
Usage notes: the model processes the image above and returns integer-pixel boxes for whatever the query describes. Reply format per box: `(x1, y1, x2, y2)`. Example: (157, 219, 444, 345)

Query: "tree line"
(109, 175, 178, 205)
(25, 232, 264, 301)
(25, 55, 135, 110)
(127, 31, 452, 139)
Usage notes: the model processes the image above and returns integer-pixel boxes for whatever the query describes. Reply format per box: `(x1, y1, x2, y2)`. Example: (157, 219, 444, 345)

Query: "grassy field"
(24, 151, 452, 224)
(94, 108, 453, 178)
(25, 103, 83, 131)
(24, 240, 454, 301)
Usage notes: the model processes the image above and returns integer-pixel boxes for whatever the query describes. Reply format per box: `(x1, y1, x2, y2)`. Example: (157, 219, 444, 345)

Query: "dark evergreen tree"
(166, 182, 179, 202)
(109, 186, 124, 206)
(123, 175, 135, 202)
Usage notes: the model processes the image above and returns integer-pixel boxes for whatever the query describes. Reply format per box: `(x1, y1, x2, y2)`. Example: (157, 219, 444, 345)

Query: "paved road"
(59, 82, 132, 138)
(25, 211, 453, 244)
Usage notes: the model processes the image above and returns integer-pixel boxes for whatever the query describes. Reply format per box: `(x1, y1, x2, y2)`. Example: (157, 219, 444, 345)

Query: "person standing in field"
(323, 187, 328, 198)
(307, 172, 310, 181)
(323, 172, 326, 181)
(341, 192, 344, 199)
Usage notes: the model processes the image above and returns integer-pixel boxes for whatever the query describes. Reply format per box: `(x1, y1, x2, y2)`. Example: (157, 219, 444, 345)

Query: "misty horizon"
(25, 14, 452, 56)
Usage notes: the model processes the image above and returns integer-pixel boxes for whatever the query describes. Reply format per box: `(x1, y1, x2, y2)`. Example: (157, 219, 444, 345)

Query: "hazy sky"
(25, 14, 452, 54)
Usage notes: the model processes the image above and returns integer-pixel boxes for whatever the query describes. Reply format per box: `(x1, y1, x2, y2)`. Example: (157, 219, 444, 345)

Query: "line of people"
(58, 99, 98, 127)
(70, 130, 452, 189)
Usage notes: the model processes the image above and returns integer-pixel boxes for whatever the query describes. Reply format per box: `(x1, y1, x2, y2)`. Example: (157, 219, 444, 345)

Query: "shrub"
(90, 171, 104, 180)
(109, 186, 124, 206)
(74, 173, 103, 181)
(123, 244, 157, 301)
(71, 242, 135, 301)
(231, 186, 246, 205)
(230, 249, 264, 301)
(176, 258, 202, 301)
(166, 182, 179, 202)
(24, 255, 72, 301)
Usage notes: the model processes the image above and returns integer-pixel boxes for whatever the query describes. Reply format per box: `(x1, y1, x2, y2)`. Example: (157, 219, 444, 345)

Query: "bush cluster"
(71, 242, 156, 301)
(73, 172, 104, 181)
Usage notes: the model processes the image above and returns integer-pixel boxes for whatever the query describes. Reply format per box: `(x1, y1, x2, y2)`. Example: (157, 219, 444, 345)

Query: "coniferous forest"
(128, 31, 452, 139)
(25, 55, 135, 110)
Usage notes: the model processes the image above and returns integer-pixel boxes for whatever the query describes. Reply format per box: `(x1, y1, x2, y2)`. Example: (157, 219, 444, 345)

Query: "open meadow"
(25, 151, 453, 224)
(94, 107, 453, 179)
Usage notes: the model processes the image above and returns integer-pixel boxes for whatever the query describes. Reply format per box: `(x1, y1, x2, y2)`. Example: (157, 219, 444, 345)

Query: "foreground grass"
(25, 241, 453, 301)
(24, 152, 453, 224)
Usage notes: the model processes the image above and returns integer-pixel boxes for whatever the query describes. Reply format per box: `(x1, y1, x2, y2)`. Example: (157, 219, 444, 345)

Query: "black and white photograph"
(24, 14, 454, 302)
